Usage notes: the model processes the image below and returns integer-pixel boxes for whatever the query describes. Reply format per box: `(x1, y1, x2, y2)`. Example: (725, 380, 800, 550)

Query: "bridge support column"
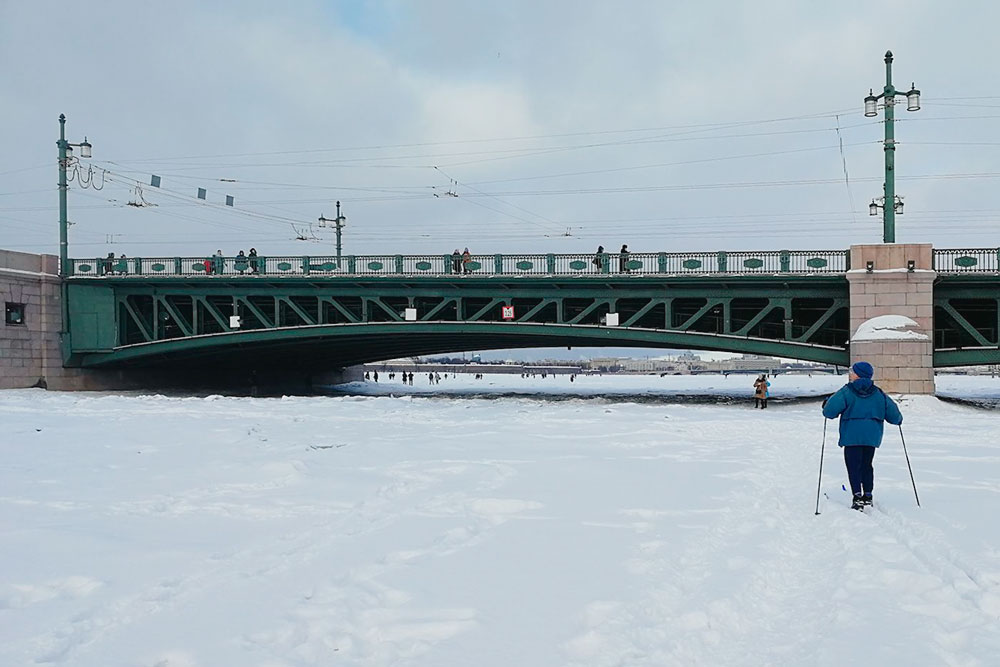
(847, 244, 935, 394)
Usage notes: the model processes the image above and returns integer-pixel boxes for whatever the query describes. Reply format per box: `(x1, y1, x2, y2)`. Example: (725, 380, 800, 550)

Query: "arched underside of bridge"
(74, 322, 850, 370)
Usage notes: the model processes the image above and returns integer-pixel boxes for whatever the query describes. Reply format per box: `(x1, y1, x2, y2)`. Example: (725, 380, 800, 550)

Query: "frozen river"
(2, 374, 1000, 666)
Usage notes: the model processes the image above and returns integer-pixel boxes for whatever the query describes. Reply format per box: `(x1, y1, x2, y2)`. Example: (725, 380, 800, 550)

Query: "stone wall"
(2, 250, 57, 388)
(847, 244, 935, 394)
(0, 250, 103, 389)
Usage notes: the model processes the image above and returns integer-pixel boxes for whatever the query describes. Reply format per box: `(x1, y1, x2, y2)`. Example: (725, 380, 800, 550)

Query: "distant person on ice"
(822, 361, 903, 510)
(753, 374, 770, 408)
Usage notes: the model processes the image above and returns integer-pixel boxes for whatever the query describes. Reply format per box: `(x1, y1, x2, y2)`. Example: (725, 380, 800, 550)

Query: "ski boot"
(851, 494, 865, 511)
(861, 494, 873, 507)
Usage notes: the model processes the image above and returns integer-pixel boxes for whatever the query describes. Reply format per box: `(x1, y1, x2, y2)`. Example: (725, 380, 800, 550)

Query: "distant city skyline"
(424, 347, 748, 364)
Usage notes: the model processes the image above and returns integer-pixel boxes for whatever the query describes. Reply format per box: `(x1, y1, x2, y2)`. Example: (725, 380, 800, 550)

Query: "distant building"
(702, 354, 784, 372)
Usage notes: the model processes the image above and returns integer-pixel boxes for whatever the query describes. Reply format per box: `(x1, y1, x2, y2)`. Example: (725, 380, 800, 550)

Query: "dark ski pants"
(843, 445, 876, 495)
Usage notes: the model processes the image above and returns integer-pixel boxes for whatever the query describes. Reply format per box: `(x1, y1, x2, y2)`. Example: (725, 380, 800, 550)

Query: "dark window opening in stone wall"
(5, 302, 25, 325)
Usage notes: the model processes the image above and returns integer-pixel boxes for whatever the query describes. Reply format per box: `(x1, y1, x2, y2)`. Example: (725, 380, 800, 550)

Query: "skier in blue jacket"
(822, 361, 903, 510)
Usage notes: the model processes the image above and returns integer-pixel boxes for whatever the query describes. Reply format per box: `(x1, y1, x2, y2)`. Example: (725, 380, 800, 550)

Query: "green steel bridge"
(63, 248, 1000, 370)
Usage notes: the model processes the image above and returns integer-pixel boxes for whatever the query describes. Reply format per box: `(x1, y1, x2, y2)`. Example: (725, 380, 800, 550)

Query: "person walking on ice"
(822, 361, 903, 510)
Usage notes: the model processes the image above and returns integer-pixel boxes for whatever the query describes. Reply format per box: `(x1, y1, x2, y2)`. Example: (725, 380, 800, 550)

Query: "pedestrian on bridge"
(619, 244, 630, 273)
(451, 249, 462, 274)
(593, 246, 604, 271)
(462, 248, 472, 274)
(822, 361, 903, 510)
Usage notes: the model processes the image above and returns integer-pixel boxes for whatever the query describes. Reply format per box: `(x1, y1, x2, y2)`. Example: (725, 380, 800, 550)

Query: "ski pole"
(815, 419, 827, 515)
(898, 424, 920, 507)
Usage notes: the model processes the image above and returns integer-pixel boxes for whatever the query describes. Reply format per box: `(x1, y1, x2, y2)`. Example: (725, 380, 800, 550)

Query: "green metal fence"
(933, 248, 1000, 273)
(69, 249, 851, 278)
(68, 248, 1000, 278)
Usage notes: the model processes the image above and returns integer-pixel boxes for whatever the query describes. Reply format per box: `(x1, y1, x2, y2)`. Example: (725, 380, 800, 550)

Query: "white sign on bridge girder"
(501, 305, 515, 320)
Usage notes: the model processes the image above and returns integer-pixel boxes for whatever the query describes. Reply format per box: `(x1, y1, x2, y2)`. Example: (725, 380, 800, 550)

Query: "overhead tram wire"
(98, 161, 366, 225)
(67, 236, 291, 249)
(102, 162, 437, 195)
(0, 188, 57, 197)
(106, 107, 862, 164)
(436, 121, 878, 169)
(95, 159, 440, 223)
(67, 174, 310, 243)
(98, 170, 312, 229)
(463, 141, 876, 187)
(443, 170, 1000, 199)
(895, 113, 1000, 123)
(101, 168, 432, 196)
(37, 113, 1000, 248)
(431, 166, 566, 236)
(89, 138, 879, 212)
(99, 119, 878, 174)
(83, 126, 997, 210)
(79, 113, 884, 222)
(70, 188, 286, 238)
(920, 102, 1000, 109)
(53, 186, 1000, 242)
(65, 109, 992, 245)
(0, 164, 52, 177)
(835, 115, 859, 226)
(10, 170, 1000, 213)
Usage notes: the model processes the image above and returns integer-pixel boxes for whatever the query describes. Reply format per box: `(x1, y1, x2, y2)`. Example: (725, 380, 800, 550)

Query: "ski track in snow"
(1, 379, 1000, 666)
(561, 425, 1000, 667)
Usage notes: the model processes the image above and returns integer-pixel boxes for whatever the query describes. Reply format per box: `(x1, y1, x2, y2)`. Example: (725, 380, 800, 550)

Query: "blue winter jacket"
(821, 378, 902, 447)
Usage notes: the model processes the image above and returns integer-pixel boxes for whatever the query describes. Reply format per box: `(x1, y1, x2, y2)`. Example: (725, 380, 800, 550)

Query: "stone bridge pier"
(848, 244, 935, 394)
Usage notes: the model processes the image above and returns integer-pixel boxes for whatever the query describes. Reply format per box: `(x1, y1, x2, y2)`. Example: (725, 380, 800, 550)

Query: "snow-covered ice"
(2, 373, 1000, 666)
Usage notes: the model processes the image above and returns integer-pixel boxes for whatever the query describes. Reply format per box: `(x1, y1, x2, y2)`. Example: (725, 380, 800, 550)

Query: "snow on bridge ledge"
(851, 315, 929, 342)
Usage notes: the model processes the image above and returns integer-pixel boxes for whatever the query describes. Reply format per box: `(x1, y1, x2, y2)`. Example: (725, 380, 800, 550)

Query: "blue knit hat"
(852, 361, 874, 379)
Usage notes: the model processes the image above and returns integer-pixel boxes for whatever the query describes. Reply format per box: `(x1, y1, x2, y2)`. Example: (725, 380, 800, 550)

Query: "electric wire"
(464, 142, 876, 187)
(835, 115, 859, 225)
(106, 107, 864, 163)
(432, 166, 565, 234)
(6, 101, 1000, 251)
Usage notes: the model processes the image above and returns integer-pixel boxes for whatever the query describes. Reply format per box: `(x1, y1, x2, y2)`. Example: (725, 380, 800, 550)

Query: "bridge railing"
(68, 249, 852, 278)
(934, 248, 1000, 273)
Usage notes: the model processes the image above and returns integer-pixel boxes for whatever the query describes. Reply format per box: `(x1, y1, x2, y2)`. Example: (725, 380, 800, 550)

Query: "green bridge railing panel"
(70, 249, 859, 278)
(68, 249, 1000, 278)
(933, 248, 1000, 272)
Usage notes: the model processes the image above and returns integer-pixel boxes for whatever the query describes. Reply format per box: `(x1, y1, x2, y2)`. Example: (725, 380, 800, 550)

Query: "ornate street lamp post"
(318, 200, 347, 264)
(864, 51, 921, 243)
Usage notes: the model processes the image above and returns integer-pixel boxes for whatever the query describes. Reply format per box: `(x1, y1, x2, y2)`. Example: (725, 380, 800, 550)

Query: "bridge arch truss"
(67, 275, 851, 368)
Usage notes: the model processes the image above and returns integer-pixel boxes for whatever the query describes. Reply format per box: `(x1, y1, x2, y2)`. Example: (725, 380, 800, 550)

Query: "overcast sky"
(2, 1, 999, 260)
